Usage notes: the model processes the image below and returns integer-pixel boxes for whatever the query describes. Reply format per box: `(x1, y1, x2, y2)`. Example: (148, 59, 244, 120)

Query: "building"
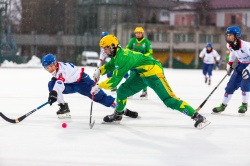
(8, 0, 250, 68)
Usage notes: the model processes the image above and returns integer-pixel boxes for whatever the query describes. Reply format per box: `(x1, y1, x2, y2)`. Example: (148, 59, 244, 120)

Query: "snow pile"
(0, 55, 42, 68)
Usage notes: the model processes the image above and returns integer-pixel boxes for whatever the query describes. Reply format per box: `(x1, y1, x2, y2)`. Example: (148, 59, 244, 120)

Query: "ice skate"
(238, 103, 247, 116)
(140, 90, 148, 99)
(205, 77, 208, 83)
(124, 108, 140, 118)
(103, 110, 123, 123)
(212, 103, 227, 114)
(191, 112, 210, 129)
(208, 79, 211, 85)
(57, 103, 71, 119)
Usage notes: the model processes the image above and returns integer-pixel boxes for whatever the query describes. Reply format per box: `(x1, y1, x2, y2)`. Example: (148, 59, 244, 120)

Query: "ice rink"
(1, 66, 250, 166)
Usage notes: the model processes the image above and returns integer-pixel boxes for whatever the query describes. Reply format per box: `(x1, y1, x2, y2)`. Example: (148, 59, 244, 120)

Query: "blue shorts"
(225, 63, 250, 94)
(202, 63, 214, 76)
(48, 73, 115, 107)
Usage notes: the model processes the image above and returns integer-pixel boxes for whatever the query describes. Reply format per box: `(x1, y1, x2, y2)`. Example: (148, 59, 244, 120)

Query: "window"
(162, 32, 168, 42)
(174, 34, 182, 43)
(231, 15, 236, 24)
(212, 35, 220, 43)
(154, 33, 160, 42)
(199, 34, 220, 43)
(147, 32, 154, 41)
(199, 34, 207, 43)
(174, 33, 194, 43)
(147, 32, 168, 42)
(187, 34, 194, 42)
(205, 15, 210, 25)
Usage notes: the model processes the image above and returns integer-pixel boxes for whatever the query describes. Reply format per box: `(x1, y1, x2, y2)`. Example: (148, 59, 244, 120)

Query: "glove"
(242, 65, 250, 79)
(97, 60, 102, 68)
(91, 84, 101, 95)
(48, 90, 57, 105)
(92, 68, 100, 82)
(226, 62, 233, 76)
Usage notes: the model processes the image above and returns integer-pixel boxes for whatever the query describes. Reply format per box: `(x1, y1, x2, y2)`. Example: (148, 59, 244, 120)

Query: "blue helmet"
(101, 31, 109, 39)
(225, 26, 241, 38)
(42, 54, 56, 67)
(206, 43, 212, 48)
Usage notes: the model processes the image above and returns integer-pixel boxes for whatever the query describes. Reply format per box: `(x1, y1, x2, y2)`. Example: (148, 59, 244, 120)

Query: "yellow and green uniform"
(126, 37, 153, 57)
(126, 37, 153, 92)
(98, 46, 196, 117)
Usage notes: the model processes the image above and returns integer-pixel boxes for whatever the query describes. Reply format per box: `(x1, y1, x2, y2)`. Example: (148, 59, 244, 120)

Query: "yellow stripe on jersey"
(118, 98, 127, 105)
(114, 69, 118, 76)
(137, 64, 163, 77)
(179, 101, 190, 108)
(157, 73, 180, 100)
(99, 65, 106, 75)
(98, 78, 113, 90)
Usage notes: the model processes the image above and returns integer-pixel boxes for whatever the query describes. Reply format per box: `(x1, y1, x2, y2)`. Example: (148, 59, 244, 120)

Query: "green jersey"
(98, 46, 162, 90)
(126, 37, 153, 57)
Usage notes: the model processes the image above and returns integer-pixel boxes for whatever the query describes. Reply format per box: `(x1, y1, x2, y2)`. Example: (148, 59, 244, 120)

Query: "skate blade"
(196, 121, 211, 129)
(124, 115, 141, 119)
(239, 113, 245, 117)
(58, 113, 71, 119)
(111, 90, 117, 94)
(140, 97, 148, 100)
(101, 120, 121, 124)
(211, 112, 222, 115)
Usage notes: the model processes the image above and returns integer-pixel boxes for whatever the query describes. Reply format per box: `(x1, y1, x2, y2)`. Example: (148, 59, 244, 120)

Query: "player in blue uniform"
(213, 26, 250, 115)
(42, 54, 137, 119)
(199, 43, 221, 85)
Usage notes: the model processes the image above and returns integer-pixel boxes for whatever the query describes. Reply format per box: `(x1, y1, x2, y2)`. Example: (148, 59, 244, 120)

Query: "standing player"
(91, 34, 210, 129)
(42, 54, 138, 119)
(213, 26, 250, 115)
(126, 27, 153, 98)
(97, 31, 129, 92)
(199, 43, 221, 85)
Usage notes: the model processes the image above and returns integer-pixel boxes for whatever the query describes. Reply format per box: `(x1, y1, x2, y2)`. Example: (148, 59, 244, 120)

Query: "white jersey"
(227, 39, 250, 64)
(97, 48, 111, 67)
(199, 48, 221, 64)
(52, 62, 85, 103)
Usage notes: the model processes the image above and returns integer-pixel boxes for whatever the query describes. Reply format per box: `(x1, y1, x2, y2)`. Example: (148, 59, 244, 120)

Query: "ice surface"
(0, 66, 250, 166)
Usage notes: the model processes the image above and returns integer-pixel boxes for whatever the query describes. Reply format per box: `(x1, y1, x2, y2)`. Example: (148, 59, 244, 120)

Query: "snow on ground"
(0, 55, 42, 68)
(0, 65, 250, 166)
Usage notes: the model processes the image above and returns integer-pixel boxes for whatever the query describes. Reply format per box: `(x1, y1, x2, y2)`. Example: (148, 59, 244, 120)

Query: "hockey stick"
(0, 101, 49, 124)
(89, 93, 95, 129)
(195, 74, 228, 112)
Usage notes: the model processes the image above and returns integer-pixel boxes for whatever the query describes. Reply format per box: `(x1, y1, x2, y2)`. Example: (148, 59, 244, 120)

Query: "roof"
(210, 0, 250, 9)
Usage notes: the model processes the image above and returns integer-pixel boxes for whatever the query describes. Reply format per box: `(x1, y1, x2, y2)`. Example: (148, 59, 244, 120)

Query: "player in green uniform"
(126, 27, 153, 98)
(91, 34, 210, 129)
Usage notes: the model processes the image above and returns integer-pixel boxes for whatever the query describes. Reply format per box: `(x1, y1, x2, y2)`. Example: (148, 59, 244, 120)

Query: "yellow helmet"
(99, 34, 119, 48)
(134, 27, 144, 33)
